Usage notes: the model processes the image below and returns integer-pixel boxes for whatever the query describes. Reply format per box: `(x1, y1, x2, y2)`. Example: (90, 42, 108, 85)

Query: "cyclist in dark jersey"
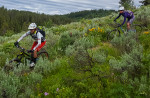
(114, 6, 135, 31)
(14, 23, 46, 68)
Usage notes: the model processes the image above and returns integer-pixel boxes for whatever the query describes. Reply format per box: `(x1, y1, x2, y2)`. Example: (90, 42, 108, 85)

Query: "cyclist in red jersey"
(14, 23, 46, 68)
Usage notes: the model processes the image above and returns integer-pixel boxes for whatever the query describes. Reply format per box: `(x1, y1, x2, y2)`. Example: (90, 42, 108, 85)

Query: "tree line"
(119, 0, 150, 9)
(0, 6, 115, 36)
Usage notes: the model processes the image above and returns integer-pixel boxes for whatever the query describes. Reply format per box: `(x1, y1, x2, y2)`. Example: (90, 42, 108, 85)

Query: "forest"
(0, 6, 115, 36)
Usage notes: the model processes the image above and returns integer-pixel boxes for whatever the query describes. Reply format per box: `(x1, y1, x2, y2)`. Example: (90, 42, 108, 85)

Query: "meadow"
(0, 5, 150, 98)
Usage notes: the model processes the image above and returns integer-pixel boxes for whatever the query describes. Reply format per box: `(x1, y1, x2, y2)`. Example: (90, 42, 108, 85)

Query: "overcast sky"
(0, 0, 141, 15)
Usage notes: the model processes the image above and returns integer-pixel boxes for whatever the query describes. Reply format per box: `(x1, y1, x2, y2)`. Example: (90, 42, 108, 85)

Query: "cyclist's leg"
(36, 41, 46, 52)
(127, 22, 130, 31)
(30, 41, 38, 66)
(32, 41, 46, 63)
(128, 16, 135, 31)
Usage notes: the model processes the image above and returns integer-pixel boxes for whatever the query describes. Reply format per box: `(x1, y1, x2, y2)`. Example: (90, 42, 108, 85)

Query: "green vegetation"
(140, 0, 150, 6)
(0, 6, 115, 36)
(119, 0, 134, 9)
(0, 5, 150, 98)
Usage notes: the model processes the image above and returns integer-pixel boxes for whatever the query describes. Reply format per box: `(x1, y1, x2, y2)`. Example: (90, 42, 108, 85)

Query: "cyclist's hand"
(14, 41, 19, 47)
(27, 50, 34, 53)
(21, 48, 25, 52)
(117, 25, 121, 27)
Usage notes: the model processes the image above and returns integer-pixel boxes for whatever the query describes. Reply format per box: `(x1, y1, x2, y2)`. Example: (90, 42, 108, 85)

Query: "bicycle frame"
(10, 45, 31, 64)
(107, 22, 127, 40)
(114, 22, 126, 32)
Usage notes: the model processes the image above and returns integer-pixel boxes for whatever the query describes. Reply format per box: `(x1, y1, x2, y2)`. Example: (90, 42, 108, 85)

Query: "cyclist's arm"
(33, 32, 42, 50)
(114, 13, 121, 20)
(17, 31, 30, 42)
(120, 16, 127, 26)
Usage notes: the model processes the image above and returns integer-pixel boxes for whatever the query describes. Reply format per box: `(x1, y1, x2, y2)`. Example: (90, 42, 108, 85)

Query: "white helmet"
(28, 23, 37, 29)
(119, 6, 124, 11)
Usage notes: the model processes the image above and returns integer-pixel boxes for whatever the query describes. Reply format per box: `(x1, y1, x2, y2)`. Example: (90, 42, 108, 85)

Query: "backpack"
(37, 26, 45, 38)
(125, 10, 133, 17)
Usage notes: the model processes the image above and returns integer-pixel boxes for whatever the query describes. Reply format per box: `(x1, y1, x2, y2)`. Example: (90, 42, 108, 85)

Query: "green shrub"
(111, 31, 139, 54)
(0, 70, 21, 98)
(0, 52, 9, 67)
(135, 5, 150, 28)
(2, 42, 15, 53)
(59, 30, 82, 52)
(139, 32, 150, 51)
(65, 37, 95, 70)
(107, 83, 132, 98)
(109, 45, 143, 78)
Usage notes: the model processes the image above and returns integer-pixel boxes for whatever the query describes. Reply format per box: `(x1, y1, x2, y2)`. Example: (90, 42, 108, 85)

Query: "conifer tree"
(119, 0, 134, 9)
(140, 0, 150, 6)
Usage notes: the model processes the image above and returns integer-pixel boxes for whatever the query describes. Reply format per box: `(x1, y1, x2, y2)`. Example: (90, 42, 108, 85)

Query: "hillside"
(0, 5, 150, 97)
(0, 6, 115, 36)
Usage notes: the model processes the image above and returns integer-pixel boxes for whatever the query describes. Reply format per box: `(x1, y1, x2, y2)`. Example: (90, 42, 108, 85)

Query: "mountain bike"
(4, 45, 49, 71)
(107, 22, 142, 40)
(107, 22, 125, 40)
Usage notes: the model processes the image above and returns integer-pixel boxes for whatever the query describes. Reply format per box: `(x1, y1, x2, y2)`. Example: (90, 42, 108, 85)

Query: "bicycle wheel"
(4, 58, 21, 72)
(107, 29, 120, 40)
(37, 51, 49, 59)
(131, 24, 142, 33)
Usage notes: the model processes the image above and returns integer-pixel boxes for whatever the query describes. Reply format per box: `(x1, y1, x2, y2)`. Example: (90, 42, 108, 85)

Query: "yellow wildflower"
(144, 31, 149, 34)
(92, 28, 95, 30)
(38, 94, 41, 96)
(23, 73, 28, 76)
(89, 29, 92, 31)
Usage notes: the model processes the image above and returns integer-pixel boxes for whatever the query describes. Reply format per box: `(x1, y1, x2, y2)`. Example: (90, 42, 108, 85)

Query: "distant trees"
(66, 9, 116, 19)
(0, 6, 115, 36)
(139, 0, 150, 6)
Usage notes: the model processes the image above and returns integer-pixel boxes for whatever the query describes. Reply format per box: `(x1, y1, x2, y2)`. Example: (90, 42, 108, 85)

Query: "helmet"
(119, 6, 124, 11)
(28, 23, 37, 29)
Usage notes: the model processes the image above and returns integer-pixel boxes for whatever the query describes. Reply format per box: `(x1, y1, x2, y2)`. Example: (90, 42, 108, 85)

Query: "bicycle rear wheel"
(107, 29, 120, 40)
(37, 51, 49, 59)
(131, 24, 142, 33)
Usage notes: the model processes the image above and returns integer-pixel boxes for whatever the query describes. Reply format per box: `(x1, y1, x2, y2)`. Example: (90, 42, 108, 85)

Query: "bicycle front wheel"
(4, 58, 21, 72)
(107, 29, 120, 40)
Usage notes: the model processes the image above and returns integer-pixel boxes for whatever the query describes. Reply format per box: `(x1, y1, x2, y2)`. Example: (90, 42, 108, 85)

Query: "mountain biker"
(114, 6, 135, 31)
(14, 23, 46, 68)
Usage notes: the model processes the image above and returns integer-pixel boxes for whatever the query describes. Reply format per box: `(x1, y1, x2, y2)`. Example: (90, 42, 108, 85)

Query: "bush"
(139, 32, 150, 51)
(65, 37, 94, 70)
(0, 52, 9, 67)
(59, 30, 82, 52)
(135, 5, 150, 28)
(111, 31, 139, 54)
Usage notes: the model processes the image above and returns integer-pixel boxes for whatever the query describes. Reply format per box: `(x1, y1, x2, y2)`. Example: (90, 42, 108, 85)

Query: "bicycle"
(4, 44, 49, 71)
(107, 22, 125, 40)
(107, 22, 142, 40)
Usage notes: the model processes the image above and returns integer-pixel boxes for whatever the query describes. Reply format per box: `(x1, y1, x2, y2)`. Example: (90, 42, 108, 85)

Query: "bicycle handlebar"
(15, 45, 33, 54)
(114, 21, 122, 27)
(15, 44, 25, 52)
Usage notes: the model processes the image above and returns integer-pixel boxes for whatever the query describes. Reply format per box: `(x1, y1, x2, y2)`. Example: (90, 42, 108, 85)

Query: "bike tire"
(132, 24, 142, 33)
(4, 58, 21, 72)
(107, 29, 120, 40)
(37, 51, 49, 59)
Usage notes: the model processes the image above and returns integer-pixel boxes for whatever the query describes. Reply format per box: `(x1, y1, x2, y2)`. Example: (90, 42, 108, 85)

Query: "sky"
(0, 0, 142, 15)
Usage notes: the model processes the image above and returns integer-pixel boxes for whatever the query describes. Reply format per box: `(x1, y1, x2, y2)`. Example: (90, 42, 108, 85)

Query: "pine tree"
(119, 0, 134, 9)
(140, 0, 150, 6)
